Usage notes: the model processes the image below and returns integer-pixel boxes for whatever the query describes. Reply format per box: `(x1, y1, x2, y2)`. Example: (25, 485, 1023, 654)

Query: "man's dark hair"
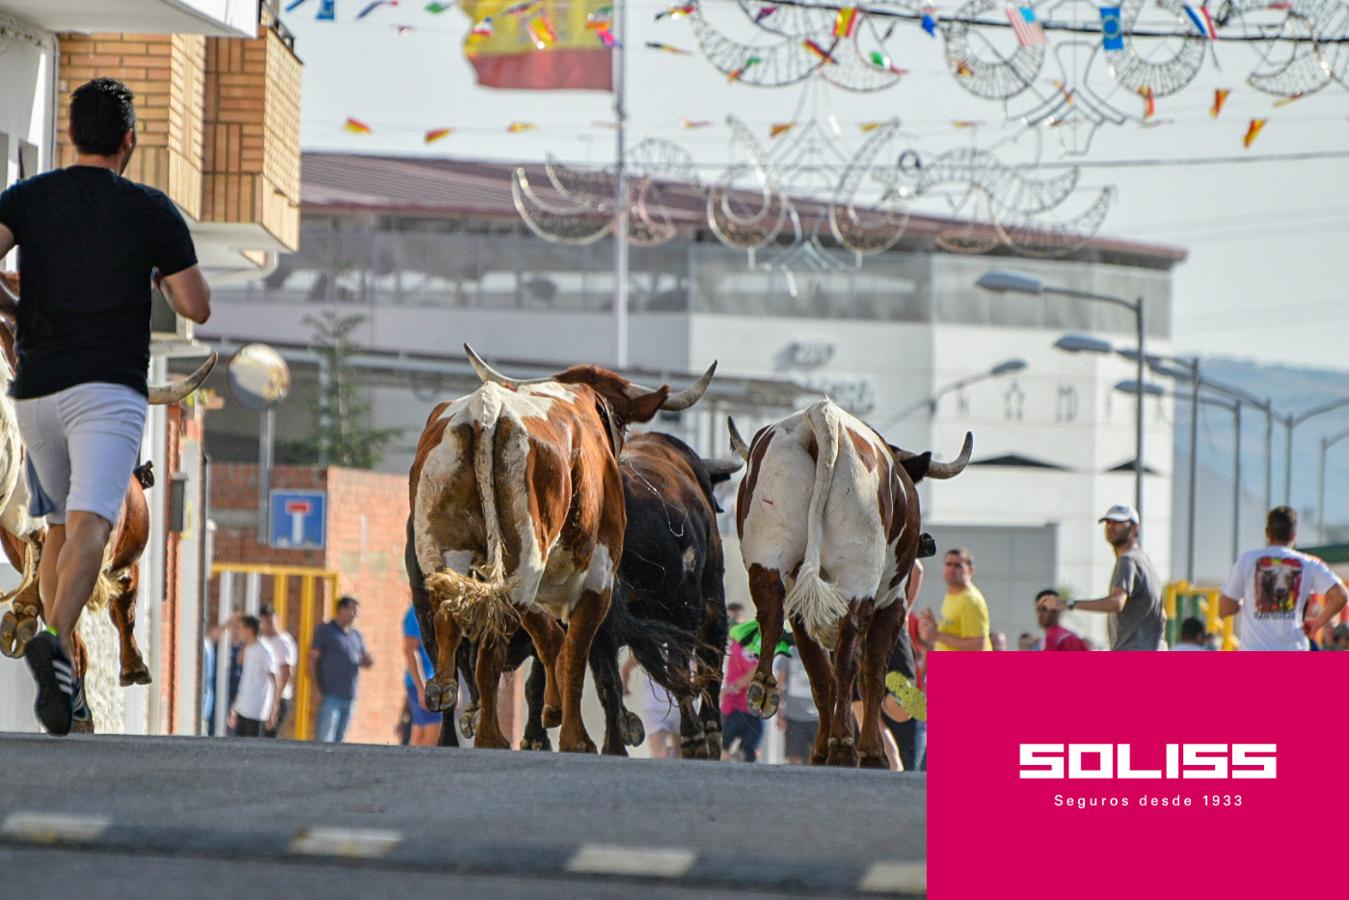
(727, 602, 744, 613)
(1267, 506, 1298, 543)
(1180, 617, 1206, 643)
(70, 78, 136, 156)
(336, 595, 360, 612)
(259, 603, 275, 617)
(945, 547, 974, 566)
(1034, 588, 1059, 603)
(241, 615, 260, 637)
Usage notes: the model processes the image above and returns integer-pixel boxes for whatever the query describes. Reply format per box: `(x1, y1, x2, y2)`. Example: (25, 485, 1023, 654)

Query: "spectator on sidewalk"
(917, 548, 991, 652)
(259, 604, 298, 738)
(1171, 616, 1209, 651)
(229, 616, 277, 738)
(1036, 589, 1089, 651)
(721, 634, 763, 763)
(773, 635, 819, 766)
(309, 595, 373, 743)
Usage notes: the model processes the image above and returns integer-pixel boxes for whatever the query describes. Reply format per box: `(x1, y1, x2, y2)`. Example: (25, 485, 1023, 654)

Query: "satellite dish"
(227, 343, 290, 412)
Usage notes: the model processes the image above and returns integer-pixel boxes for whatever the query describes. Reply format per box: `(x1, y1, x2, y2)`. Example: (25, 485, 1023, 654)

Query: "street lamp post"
(977, 269, 1147, 531)
(1317, 426, 1349, 539)
(1284, 396, 1349, 505)
(885, 358, 1028, 426)
(1117, 381, 1243, 569)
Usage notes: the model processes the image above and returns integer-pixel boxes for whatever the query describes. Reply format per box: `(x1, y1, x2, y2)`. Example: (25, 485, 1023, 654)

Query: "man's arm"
(157, 265, 211, 325)
(1306, 583, 1348, 635)
(1039, 586, 1128, 615)
(932, 632, 988, 651)
(1219, 594, 1242, 618)
(403, 635, 427, 707)
(358, 634, 373, 669)
(0, 222, 15, 259)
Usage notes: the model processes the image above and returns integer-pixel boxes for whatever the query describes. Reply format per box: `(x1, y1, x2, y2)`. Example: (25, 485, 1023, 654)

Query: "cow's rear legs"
(826, 601, 873, 767)
(519, 656, 552, 751)
(744, 564, 785, 719)
(109, 566, 150, 686)
(858, 599, 905, 770)
(789, 614, 835, 765)
(423, 604, 462, 714)
(519, 607, 564, 729)
(557, 588, 611, 753)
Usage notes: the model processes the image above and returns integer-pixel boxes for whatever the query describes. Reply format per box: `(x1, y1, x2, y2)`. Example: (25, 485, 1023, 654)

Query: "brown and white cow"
(409, 345, 715, 752)
(728, 399, 971, 767)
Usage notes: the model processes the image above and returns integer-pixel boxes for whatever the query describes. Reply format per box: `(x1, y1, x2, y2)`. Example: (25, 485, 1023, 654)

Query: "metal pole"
(1135, 298, 1146, 536)
(611, 0, 629, 368)
(214, 571, 234, 738)
(258, 408, 274, 545)
(1285, 419, 1294, 506)
(1186, 360, 1200, 584)
(1318, 436, 1328, 539)
(1264, 402, 1273, 513)
(1232, 403, 1242, 564)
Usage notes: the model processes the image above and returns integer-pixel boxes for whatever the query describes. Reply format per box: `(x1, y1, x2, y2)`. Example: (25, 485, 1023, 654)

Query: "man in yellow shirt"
(917, 547, 992, 651)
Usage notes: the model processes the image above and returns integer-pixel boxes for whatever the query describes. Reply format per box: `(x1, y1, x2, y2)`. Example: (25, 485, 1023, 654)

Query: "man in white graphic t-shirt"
(1220, 506, 1347, 650)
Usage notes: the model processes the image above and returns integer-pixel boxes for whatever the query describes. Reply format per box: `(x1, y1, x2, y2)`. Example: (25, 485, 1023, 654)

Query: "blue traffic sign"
(269, 489, 326, 550)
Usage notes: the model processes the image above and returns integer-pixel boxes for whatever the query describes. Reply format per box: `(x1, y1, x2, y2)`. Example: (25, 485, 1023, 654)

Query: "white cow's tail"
(786, 403, 848, 643)
(425, 391, 518, 641)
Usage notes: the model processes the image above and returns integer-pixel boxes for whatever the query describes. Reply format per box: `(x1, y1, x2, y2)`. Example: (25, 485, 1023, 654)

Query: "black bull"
(406, 432, 734, 756)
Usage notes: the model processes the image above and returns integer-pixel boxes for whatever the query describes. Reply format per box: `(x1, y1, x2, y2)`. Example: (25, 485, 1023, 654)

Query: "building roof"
(300, 152, 1188, 268)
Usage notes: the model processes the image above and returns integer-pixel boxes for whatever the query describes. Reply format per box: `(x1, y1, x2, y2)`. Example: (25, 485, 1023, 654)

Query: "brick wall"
(57, 33, 205, 219)
(210, 463, 411, 745)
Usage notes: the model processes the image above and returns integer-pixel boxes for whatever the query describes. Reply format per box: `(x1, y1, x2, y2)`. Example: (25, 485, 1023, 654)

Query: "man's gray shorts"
(15, 383, 147, 526)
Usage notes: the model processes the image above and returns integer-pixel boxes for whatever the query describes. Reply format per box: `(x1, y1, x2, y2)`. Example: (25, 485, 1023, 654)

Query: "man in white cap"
(1039, 504, 1165, 650)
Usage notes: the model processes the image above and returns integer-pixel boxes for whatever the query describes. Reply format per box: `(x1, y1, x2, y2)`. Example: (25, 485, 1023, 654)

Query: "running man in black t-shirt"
(0, 78, 212, 735)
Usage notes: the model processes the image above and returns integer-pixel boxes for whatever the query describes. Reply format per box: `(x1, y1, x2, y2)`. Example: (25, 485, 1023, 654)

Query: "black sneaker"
(24, 632, 88, 736)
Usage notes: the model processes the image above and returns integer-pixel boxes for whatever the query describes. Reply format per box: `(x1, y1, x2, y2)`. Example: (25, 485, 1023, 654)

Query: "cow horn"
(624, 362, 717, 412)
(147, 352, 217, 405)
(895, 431, 973, 480)
(464, 344, 554, 386)
(701, 456, 744, 478)
(727, 416, 750, 462)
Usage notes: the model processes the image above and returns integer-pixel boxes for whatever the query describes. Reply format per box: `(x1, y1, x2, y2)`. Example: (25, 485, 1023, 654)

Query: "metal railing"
(212, 563, 339, 739)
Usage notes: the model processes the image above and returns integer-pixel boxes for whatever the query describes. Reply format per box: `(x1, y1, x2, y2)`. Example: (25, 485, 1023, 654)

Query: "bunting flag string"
(1243, 118, 1268, 147)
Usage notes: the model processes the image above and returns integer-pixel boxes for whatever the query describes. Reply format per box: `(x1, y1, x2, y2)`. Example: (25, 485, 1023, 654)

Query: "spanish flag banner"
(462, 0, 614, 91)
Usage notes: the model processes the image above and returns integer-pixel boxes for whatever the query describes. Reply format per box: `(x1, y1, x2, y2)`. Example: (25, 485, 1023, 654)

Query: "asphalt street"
(0, 733, 926, 898)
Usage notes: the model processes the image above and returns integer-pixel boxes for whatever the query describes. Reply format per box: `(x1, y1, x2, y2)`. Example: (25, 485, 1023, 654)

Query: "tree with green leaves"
(284, 311, 399, 470)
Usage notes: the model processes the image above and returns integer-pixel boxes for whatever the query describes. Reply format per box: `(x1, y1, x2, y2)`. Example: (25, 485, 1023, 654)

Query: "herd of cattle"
(0, 334, 973, 765)
(407, 346, 972, 767)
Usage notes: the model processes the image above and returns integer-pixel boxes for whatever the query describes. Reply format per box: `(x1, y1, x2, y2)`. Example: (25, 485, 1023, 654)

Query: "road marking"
(567, 844, 697, 878)
(1, 811, 110, 844)
(289, 827, 402, 859)
(858, 861, 927, 894)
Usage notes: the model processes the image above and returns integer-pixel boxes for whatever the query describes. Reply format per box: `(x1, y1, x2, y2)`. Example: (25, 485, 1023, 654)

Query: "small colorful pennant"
(424, 128, 454, 144)
(425, 1, 451, 12)
(343, 117, 372, 134)
(283, 0, 310, 12)
(859, 121, 887, 133)
(470, 17, 494, 37)
(1100, 6, 1124, 50)
(802, 39, 839, 64)
(951, 119, 982, 129)
(680, 118, 713, 128)
(770, 122, 796, 138)
(530, 16, 557, 49)
(1138, 84, 1155, 119)
(317, 0, 336, 21)
(868, 51, 909, 76)
(647, 41, 692, 54)
(507, 122, 537, 133)
(755, 5, 778, 22)
(1243, 118, 1267, 147)
(1183, 5, 1219, 39)
(834, 7, 860, 39)
(356, 1, 397, 19)
(728, 55, 763, 82)
(1211, 88, 1230, 118)
(656, 3, 697, 20)
(1272, 93, 1304, 108)
(1006, 5, 1046, 47)
(921, 6, 938, 36)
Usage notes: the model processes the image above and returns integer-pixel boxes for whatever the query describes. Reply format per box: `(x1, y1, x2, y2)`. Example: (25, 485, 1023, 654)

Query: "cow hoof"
(541, 704, 562, 729)
(746, 680, 781, 719)
(620, 709, 644, 747)
(474, 732, 509, 750)
(859, 752, 889, 770)
(561, 737, 597, 754)
(683, 735, 711, 760)
(1, 610, 37, 659)
(520, 735, 552, 752)
(601, 740, 629, 757)
(71, 718, 96, 735)
(459, 704, 480, 739)
(119, 665, 152, 687)
(809, 751, 828, 766)
(424, 680, 457, 714)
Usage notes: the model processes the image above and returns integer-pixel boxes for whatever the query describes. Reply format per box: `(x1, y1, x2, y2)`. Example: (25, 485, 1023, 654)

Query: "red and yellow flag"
(770, 122, 796, 138)
(1243, 118, 1267, 148)
(424, 128, 454, 144)
(1138, 85, 1155, 120)
(1211, 88, 1230, 118)
(462, 0, 613, 91)
(343, 117, 372, 134)
(834, 7, 859, 38)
